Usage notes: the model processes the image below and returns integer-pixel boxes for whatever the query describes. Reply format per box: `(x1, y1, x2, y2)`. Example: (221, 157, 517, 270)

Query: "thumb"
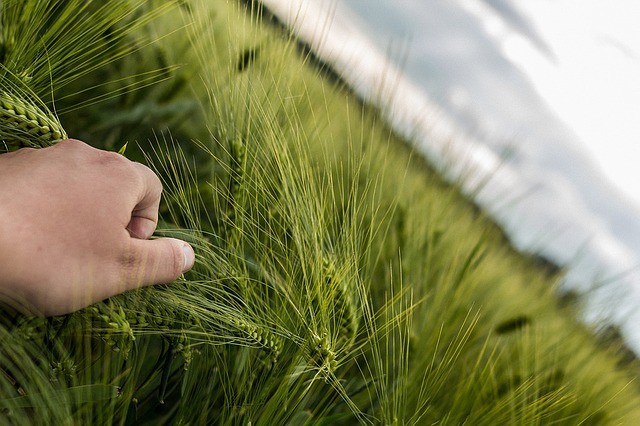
(123, 237, 195, 289)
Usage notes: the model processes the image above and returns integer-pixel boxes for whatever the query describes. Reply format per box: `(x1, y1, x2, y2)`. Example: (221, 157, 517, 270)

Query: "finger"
(128, 162, 163, 239)
(120, 238, 195, 290)
(127, 216, 157, 240)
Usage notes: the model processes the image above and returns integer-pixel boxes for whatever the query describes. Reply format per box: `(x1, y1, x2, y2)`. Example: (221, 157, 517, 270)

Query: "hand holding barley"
(0, 139, 195, 316)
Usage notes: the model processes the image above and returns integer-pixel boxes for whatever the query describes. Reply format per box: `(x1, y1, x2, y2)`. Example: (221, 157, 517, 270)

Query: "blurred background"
(264, 0, 640, 353)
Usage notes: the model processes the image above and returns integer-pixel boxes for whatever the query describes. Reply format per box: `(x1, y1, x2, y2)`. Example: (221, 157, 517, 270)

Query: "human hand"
(0, 139, 195, 316)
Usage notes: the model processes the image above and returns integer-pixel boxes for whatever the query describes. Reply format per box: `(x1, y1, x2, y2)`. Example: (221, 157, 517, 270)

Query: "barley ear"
(323, 254, 359, 351)
(89, 301, 135, 360)
(233, 317, 282, 365)
(0, 90, 67, 149)
(223, 136, 247, 243)
(307, 332, 338, 377)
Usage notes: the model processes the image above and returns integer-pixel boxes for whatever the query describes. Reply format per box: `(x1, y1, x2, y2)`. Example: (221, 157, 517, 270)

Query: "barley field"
(1, 1, 639, 424)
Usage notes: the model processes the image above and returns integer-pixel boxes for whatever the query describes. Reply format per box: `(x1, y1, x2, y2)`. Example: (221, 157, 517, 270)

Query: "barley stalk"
(0, 90, 67, 149)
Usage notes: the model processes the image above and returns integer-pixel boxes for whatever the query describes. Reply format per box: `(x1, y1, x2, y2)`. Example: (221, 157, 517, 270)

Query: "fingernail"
(182, 243, 195, 272)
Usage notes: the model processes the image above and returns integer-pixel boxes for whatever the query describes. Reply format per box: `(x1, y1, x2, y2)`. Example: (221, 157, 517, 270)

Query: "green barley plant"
(2, 0, 640, 424)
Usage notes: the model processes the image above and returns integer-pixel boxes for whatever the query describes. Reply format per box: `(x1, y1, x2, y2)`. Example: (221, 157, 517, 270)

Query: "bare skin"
(0, 139, 195, 316)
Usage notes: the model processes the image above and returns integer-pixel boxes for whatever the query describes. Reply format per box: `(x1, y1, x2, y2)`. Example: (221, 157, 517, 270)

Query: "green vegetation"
(1, 1, 639, 424)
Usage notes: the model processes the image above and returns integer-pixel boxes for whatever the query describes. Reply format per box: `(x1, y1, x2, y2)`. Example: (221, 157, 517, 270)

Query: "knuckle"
(135, 162, 163, 192)
(56, 138, 85, 151)
(6, 146, 36, 159)
(58, 138, 81, 146)
(117, 241, 183, 285)
(94, 149, 128, 167)
(118, 248, 142, 277)
(116, 243, 147, 283)
(92, 151, 141, 188)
